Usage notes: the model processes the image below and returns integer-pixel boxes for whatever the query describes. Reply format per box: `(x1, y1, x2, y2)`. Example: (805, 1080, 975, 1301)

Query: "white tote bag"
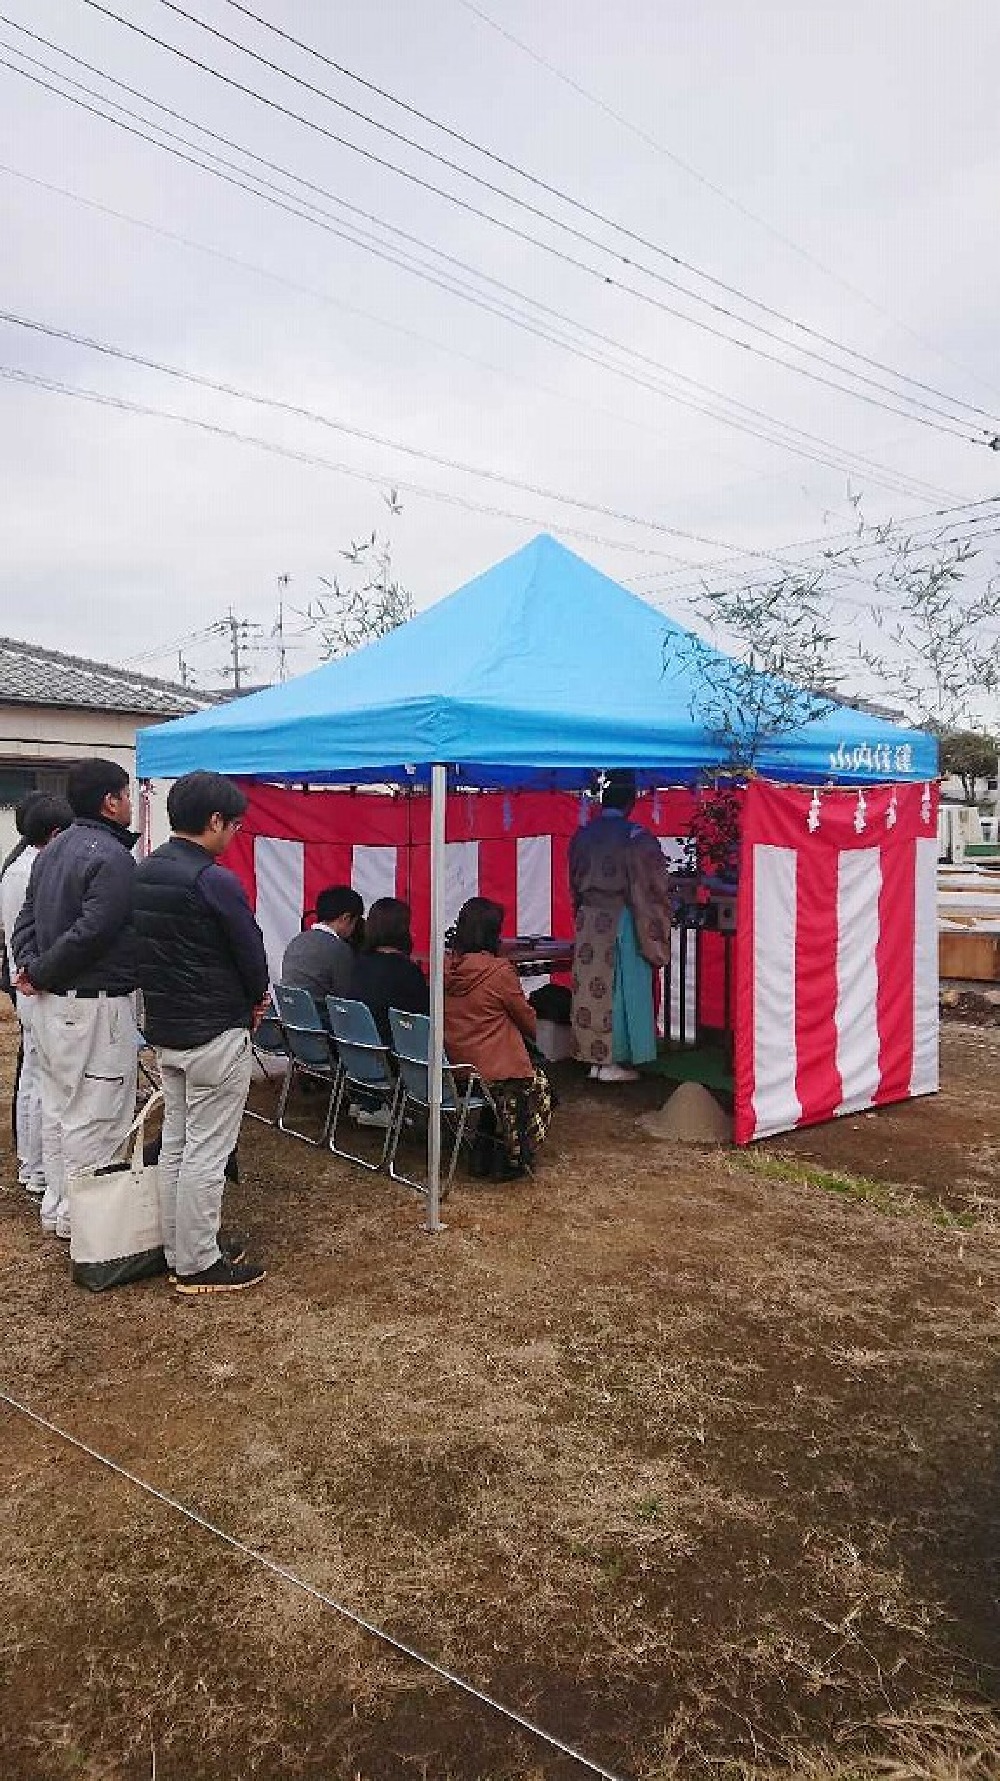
(69, 1093, 166, 1292)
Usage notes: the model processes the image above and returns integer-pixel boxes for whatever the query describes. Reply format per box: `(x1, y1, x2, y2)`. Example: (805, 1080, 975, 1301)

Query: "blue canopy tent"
(137, 533, 936, 790)
(138, 535, 936, 1225)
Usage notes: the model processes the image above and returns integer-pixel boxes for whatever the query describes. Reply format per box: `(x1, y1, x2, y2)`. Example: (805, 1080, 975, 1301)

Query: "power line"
(31, 343, 960, 622)
(118, 621, 219, 668)
(647, 512, 1000, 609)
(0, 305, 769, 555)
(452, 0, 1000, 402)
(627, 498, 1000, 627)
(201, 0, 1000, 434)
(68, 1, 989, 444)
(0, 163, 717, 490)
(634, 496, 1000, 587)
(655, 530, 998, 609)
(0, 362, 701, 558)
(0, 38, 958, 504)
(0, 49, 960, 508)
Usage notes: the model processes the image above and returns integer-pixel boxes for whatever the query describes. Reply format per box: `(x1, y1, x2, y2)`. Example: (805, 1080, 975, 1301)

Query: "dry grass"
(1, 1005, 999, 1779)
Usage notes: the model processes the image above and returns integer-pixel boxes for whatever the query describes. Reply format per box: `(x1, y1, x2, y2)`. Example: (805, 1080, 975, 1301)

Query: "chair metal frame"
(244, 1002, 294, 1126)
(136, 1033, 161, 1102)
(271, 983, 341, 1145)
(385, 1007, 491, 1198)
(325, 996, 401, 1172)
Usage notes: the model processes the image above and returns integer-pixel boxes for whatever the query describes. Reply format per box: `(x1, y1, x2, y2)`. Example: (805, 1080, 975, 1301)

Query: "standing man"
(568, 770, 675, 1082)
(0, 795, 74, 1202)
(11, 759, 140, 1239)
(280, 884, 363, 1012)
(133, 770, 269, 1295)
(1, 791, 43, 1003)
(1, 791, 44, 1166)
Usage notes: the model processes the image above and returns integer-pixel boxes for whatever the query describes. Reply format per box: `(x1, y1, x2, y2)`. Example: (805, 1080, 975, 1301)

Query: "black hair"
(167, 770, 247, 834)
(314, 885, 364, 924)
(21, 795, 74, 847)
(450, 896, 504, 956)
(13, 791, 43, 837)
(363, 896, 413, 955)
(67, 757, 130, 819)
(601, 769, 637, 813)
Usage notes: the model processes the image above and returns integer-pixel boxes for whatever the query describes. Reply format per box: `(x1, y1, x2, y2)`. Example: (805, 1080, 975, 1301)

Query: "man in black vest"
(133, 771, 269, 1295)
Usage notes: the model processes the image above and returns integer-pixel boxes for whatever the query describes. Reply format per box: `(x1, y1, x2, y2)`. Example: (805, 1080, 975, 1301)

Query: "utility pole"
(275, 574, 291, 683)
(211, 611, 260, 693)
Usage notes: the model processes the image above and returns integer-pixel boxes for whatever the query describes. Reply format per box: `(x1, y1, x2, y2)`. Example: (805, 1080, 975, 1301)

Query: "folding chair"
(245, 999, 293, 1127)
(271, 983, 341, 1144)
(325, 997, 401, 1171)
(136, 1031, 160, 1102)
(386, 1008, 490, 1197)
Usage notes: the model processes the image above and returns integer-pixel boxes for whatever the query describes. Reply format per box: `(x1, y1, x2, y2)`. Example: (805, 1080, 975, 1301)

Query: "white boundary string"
(0, 1390, 629, 1781)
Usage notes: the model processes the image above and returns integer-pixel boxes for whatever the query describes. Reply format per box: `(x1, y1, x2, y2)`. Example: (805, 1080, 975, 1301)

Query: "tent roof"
(136, 534, 936, 788)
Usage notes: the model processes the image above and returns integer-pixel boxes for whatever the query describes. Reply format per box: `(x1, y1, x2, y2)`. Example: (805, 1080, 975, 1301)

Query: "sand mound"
(637, 1079, 732, 1145)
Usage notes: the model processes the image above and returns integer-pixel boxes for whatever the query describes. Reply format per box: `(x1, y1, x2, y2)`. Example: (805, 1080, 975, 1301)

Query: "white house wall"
(0, 705, 175, 856)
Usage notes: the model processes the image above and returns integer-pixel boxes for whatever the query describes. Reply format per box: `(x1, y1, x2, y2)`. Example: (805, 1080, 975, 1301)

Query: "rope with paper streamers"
(0, 1390, 630, 1781)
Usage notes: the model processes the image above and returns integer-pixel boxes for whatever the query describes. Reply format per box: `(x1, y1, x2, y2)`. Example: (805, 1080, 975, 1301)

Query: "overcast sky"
(1, 0, 998, 696)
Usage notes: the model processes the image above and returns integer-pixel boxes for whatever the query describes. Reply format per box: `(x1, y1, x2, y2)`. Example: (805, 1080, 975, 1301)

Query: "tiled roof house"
(0, 636, 203, 850)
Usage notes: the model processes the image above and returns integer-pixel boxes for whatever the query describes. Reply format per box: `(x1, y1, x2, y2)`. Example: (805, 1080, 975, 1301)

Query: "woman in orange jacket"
(444, 897, 553, 1179)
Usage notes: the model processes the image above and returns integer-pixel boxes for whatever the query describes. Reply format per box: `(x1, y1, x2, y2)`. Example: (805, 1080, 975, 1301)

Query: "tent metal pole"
(426, 762, 446, 1234)
(138, 779, 152, 859)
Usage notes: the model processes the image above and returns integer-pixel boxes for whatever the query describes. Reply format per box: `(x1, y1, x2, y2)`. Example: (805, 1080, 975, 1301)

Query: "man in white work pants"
(156, 1028, 253, 1280)
(32, 990, 138, 1238)
(10, 759, 139, 1242)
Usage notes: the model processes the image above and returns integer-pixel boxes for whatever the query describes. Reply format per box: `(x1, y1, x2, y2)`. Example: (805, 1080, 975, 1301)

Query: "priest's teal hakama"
(568, 810, 674, 1068)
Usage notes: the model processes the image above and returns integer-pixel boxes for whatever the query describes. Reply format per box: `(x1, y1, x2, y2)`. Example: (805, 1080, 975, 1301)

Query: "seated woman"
(349, 896, 429, 1045)
(443, 897, 553, 1180)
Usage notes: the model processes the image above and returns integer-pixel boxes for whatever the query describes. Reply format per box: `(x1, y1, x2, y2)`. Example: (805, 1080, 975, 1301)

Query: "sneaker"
(23, 1184, 45, 1204)
(593, 1063, 640, 1083)
(41, 1215, 58, 1235)
(167, 1234, 248, 1285)
(55, 1214, 71, 1241)
(175, 1258, 266, 1295)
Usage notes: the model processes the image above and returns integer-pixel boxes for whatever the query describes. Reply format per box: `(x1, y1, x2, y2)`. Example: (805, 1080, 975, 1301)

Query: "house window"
(0, 766, 39, 809)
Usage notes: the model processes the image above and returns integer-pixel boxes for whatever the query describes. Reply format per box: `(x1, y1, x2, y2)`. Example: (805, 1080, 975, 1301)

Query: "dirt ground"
(1, 1000, 998, 1781)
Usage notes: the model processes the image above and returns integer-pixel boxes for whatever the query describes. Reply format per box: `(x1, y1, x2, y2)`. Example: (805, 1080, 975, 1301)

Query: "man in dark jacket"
(11, 758, 139, 1241)
(133, 770, 269, 1295)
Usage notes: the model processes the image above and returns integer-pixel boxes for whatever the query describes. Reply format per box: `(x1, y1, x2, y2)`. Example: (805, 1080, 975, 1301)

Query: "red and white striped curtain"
(226, 783, 695, 976)
(734, 779, 939, 1144)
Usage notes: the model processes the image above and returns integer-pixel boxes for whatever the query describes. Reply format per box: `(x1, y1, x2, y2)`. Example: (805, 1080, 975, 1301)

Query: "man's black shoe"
(491, 1155, 529, 1181)
(167, 1233, 248, 1285)
(175, 1258, 266, 1295)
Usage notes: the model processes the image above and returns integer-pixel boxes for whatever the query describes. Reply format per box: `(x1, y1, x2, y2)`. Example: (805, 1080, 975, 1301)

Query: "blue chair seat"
(387, 1008, 490, 1197)
(325, 996, 401, 1171)
(245, 1002, 293, 1127)
(271, 983, 341, 1145)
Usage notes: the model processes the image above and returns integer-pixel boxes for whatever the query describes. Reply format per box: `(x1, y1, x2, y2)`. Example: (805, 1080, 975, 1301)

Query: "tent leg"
(425, 762, 447, 1234)
(139, 779, 152, 859)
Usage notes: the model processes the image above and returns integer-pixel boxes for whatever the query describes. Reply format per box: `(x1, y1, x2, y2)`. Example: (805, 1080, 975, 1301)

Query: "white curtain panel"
(254, 836, 305, 985)
(351, 843, 398, 911)
(444, 841, 480, 931)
